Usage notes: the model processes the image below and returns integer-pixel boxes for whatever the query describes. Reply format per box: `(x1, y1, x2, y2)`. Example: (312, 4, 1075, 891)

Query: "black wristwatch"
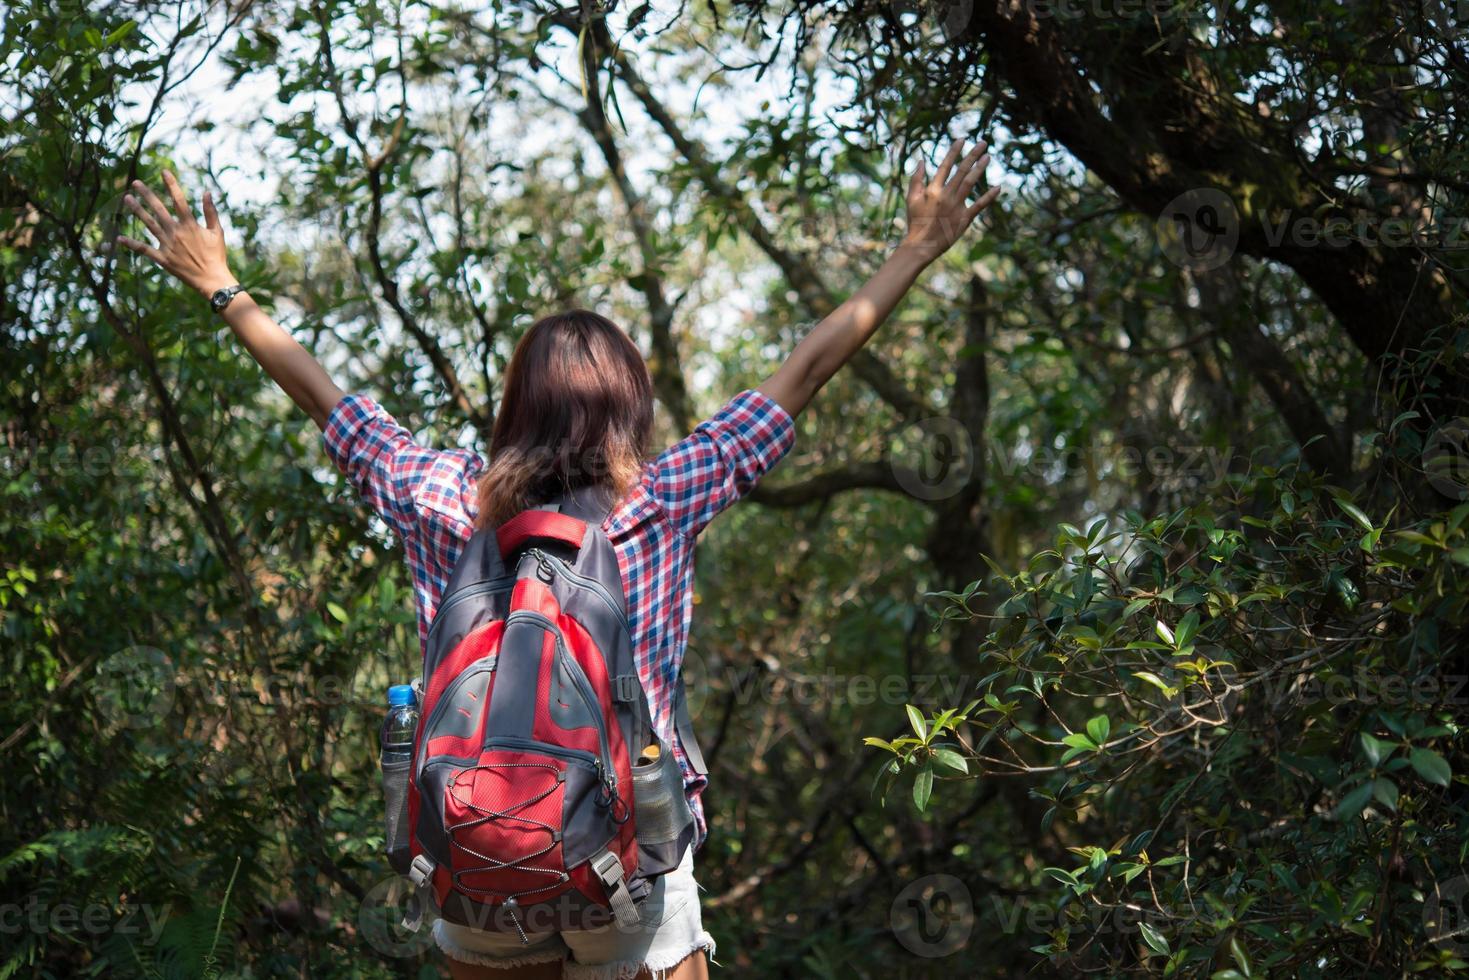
(209, 283, 245, 314)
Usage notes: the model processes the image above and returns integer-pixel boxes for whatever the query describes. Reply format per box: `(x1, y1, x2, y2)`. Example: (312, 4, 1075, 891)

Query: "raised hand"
(901, 138, 1002, 260)
(115, 171, 237, 298)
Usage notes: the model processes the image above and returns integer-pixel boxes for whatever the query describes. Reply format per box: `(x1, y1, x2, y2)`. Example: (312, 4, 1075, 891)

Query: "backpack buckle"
(591, 849, 641, 928)
(613, 674, 639, 703)
(408, 854, 435, 888)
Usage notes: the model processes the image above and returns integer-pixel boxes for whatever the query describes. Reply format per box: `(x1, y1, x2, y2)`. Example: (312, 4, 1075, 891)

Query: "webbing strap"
(401, 854, 437, 933)
(673, 673, 707, 776)
(591, 850, 641, 928)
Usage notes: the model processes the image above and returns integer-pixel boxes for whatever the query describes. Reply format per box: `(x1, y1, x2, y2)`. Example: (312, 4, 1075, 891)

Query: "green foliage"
(879, 465, 1469, 976)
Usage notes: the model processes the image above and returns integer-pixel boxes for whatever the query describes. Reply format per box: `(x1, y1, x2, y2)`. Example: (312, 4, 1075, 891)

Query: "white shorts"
(432, 848, 716, 979)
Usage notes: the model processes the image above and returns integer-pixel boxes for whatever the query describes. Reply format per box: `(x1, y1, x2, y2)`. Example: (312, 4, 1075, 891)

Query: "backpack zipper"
(504, 609, 616, 793)
(426, 574, 517, 644)
(526, 548, 629, 634)
(483, 735, 599, 769)
(415, 659, 497, 773)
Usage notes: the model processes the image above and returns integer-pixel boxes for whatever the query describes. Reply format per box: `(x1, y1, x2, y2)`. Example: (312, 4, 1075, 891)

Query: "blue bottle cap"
(387, 684, 416, 707)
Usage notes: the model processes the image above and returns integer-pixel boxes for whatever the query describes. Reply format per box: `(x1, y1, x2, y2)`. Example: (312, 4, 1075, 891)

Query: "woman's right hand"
(116, 171, 238, 298)
(899, 138, 1001, 262)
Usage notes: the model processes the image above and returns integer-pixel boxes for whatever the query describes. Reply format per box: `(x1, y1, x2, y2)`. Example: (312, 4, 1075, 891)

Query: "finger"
(967, 185, 1002, 219)
(952, 140, 989, 185)
(123, 194, 166, 242)
(908, 157, 926, 200)
(959, 154, 992, 194)
(132, 179, 176, 228)
(115, 235, 164, 264)
(162, 170, 197, 225)
(934, 139, 965, 186)
(203, 189, 220, 231)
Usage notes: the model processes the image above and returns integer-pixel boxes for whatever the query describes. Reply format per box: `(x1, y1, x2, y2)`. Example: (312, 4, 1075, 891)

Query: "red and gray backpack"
(397, 486, 702, 941)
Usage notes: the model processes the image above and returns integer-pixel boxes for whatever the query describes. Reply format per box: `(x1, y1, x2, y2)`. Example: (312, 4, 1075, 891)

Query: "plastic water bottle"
(381, 684, 418, 875)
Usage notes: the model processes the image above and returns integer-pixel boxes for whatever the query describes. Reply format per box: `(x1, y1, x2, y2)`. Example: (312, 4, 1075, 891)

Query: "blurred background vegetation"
(2, 1, 1466, 977)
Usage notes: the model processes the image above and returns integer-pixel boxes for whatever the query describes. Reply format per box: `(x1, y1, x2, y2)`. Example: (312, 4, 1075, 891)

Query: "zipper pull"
(594, 759, 618, 808)
(529, 547, 555, 583)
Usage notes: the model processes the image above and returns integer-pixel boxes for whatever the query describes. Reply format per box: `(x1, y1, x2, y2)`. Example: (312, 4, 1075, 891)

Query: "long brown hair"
(476, 309, 654, 529)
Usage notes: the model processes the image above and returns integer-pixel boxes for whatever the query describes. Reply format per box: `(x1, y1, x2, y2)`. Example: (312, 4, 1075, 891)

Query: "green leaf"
(1155, 619, 1175, 645)
(905, 704, 927, 741)
(913, 765, 934, 812)
(1134, 671, 1177, 697)
(1410, 747, 1452, 787)
(1359, 732, 1388, 767)
(1086, 714, 1111, 747)
(326, 601, 349, 624)
(1334, 496, 1374, 532)
(1175, 611, 1200, 647)
(862, 737, 896, 752)
(1335, 780, 1374, 820)
(104, 21, 137, 46)
(1230, 936, 1252, 976)
(1138, 921, 1169, 955)
(931, 749, 969, 774)
(1372, 778, 1399, 811)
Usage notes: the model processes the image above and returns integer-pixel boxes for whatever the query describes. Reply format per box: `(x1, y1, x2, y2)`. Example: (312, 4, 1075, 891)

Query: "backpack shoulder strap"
(553, 483, 616, 527)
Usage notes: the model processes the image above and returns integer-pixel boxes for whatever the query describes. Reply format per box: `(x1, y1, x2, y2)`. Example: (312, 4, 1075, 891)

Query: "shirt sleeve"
(648, 388, 796, 538)
(321, 393, 485, 542)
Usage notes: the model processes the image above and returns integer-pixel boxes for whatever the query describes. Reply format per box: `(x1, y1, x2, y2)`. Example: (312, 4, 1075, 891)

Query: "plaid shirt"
(323, 388, 795, 847)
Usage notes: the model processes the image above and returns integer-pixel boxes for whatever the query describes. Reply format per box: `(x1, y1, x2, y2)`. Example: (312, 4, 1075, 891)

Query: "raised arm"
(116, 172, 346, 429)
(758, 138, 1001, 419)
